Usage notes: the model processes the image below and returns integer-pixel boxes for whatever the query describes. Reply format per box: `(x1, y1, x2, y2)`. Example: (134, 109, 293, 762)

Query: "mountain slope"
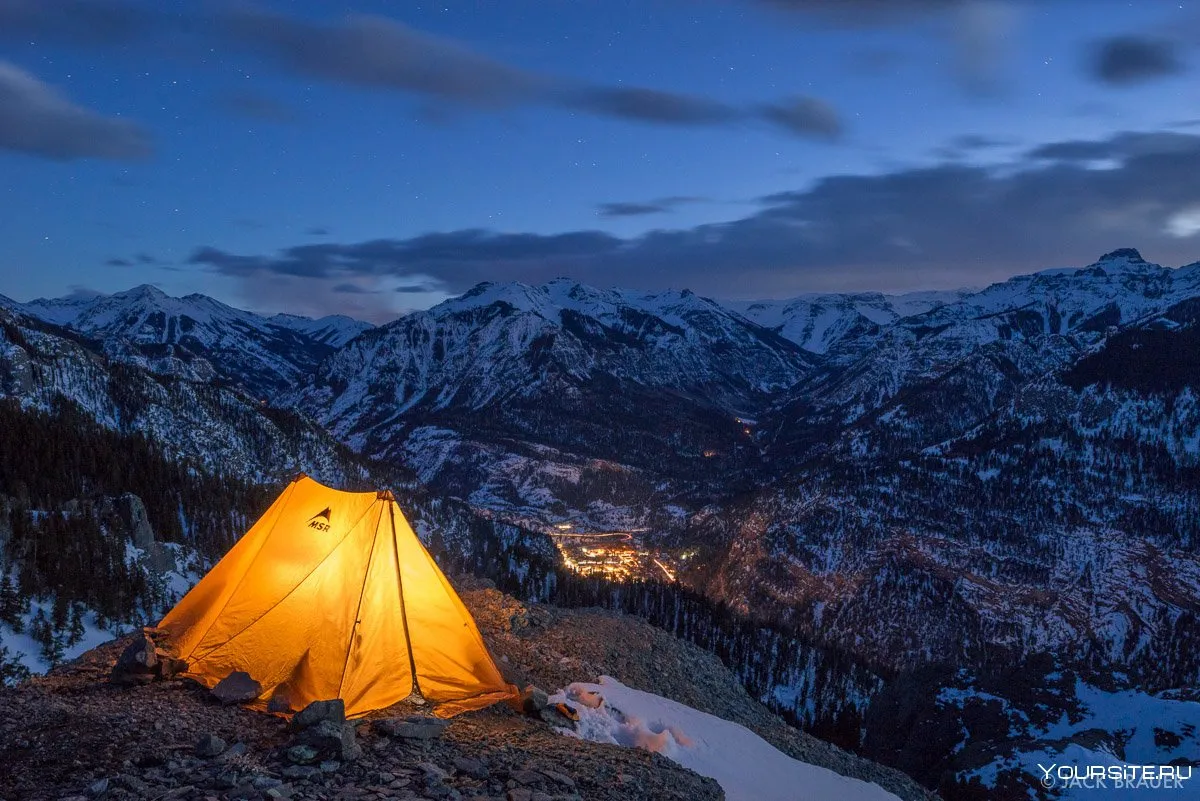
(731, 289, 967, 357)
(0, 581, 933, 801)
(292, 278, 815, 529)
(14, 285, 373, 400)
(0, 303, 371, 486)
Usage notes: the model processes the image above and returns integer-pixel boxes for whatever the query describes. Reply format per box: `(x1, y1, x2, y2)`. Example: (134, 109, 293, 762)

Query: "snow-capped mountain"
(3, 250, 1199, 800)
(267, 311, 374, 348)
(0, 303, 371, 485)
(290, 278, 814, 524)
(730, 289, 968, 356)
(11, 284, 373, 400)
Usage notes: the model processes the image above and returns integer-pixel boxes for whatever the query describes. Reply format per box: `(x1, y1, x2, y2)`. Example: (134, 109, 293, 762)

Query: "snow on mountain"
(14, 289, 103, 326)
(0, 303, 370, 486)
(553, 676, 901, 801)
(295, 278, 812, 461)
(782, 249, 1200, 430)
(14, 285, 374, 400)
(731, 289, 967, 355)
(268, 312, 374, 348)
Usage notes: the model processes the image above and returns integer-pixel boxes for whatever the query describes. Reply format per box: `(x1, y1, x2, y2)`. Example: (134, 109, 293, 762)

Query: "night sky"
(2, 1, 1199, 321)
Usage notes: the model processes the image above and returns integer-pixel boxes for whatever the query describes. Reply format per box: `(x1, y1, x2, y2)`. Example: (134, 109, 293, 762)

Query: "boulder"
(195, 733, 227, 758)
(109, 635, 158, 686)
(211, 671, 261, 704)
(112, 494, 155, 551)
(518, 685, 549, 715)
(374, 715, 449, 740)
(289, 699, 345, 732)
(453, 756, 489, 780)
(157, 656, 188, 680)
(286, 745, 318, 765)
(294, 719, 360, 763)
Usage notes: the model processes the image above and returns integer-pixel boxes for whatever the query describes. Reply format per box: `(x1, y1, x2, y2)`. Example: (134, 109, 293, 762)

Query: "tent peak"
(376, 489, 395, 501)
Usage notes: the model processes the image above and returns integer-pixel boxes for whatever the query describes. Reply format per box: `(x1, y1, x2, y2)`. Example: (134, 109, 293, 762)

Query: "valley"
(2, 247, 1199, 799)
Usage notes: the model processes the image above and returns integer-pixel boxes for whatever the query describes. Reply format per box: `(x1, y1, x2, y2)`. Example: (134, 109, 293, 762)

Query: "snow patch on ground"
(549, 676, 900, 801)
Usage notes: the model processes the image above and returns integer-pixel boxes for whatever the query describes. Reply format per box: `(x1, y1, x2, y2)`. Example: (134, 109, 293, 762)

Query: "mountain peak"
(118, 283, 169, 301)
(1097, 248, 1145, 264)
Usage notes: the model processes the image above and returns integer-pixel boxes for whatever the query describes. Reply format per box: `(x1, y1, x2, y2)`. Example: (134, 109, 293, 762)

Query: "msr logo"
(307, 507, 332, 532)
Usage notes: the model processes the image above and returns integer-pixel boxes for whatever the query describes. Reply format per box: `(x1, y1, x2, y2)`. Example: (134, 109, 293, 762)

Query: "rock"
(536, 704, 578, 728)
(375, 715, 449, 740)
(539, 770, 575, 788)
(295, 719, 360, 762)
(419, 761, 450, 782)
(211, 671, 261, 704)
(252, 776, 283, 790)
(157, 656, 189, 680)
(113, 493, 155, 551)
(267, 690, 293, 714)
(286, 745, 318, 765)
(453, 756, 489, 780)
(222, 742, 248, 759)
(290, 699, 345, 731)
(318, 760, 341, 773)
(109, 635, 158, 686)
(518, 685, 549, 715)
(508, 769, 543, 786)
(281, 765, 319, 780)
(506, 789, 533, 801)
(87, 777, 110, 796)
(195, 733, 227, 758)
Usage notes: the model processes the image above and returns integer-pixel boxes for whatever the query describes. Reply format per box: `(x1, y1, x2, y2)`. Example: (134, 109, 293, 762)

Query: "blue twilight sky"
(1, 0, 1199, 321)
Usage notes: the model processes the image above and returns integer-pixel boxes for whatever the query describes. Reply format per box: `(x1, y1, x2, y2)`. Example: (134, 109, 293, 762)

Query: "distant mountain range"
(2, 248, 1198, 799)
(3, 285, 371, 400)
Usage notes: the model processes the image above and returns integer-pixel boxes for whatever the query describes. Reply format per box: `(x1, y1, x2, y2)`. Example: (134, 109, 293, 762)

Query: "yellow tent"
(152, 475, 517, 718)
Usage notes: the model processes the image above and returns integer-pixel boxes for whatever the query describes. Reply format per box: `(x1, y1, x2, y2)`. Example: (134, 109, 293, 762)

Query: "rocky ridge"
(0, 580, 930, 801)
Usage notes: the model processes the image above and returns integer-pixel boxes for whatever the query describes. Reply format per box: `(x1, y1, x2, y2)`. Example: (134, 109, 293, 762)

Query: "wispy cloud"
(597, 196, 707, 218)
(218, 5, 843, 140)
(0, 61, 151, 161)
(188, 131, 1200, 301)
(1089, 36, 1184, 85)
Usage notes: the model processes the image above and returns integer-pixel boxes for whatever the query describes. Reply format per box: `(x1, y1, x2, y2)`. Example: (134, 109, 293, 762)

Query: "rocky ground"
(0, 578, 935, 801)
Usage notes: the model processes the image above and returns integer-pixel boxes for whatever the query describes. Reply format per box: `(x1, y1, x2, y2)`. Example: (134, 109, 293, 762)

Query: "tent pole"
(389, 501, 422, 700)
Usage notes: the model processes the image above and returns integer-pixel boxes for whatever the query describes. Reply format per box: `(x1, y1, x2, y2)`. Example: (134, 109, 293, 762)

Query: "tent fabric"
(151, 475, 517, 718)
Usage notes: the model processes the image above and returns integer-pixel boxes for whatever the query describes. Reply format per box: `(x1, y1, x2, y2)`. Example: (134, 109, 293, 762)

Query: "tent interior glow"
(152, 476, 517, 718)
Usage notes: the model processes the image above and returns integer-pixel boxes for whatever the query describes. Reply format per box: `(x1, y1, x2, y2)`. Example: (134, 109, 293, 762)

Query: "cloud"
(563, 87, 738, 126)
(0, 61, 151, 161)
(597, 196, 706, 218)
(188, 131, 1200, 299)
(219, 90, 296, 123)
(331, 282, 374, 294)
(1090, 36, 1184, 85)
(760, 96, 842, 140)
(750, 0, 1021, 95)
(1027, 131, 1199, 162)
(221, 7, 546, 107)
(0, 0, 151, 45)
(932, 133, 1015, 159)
(220, 6, 841, 139)
(105, 258, 132, 267)
(306, 226, 331, 237)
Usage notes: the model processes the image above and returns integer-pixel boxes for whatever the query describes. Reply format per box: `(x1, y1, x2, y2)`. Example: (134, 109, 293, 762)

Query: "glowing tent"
(152, 475, 516, 718)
